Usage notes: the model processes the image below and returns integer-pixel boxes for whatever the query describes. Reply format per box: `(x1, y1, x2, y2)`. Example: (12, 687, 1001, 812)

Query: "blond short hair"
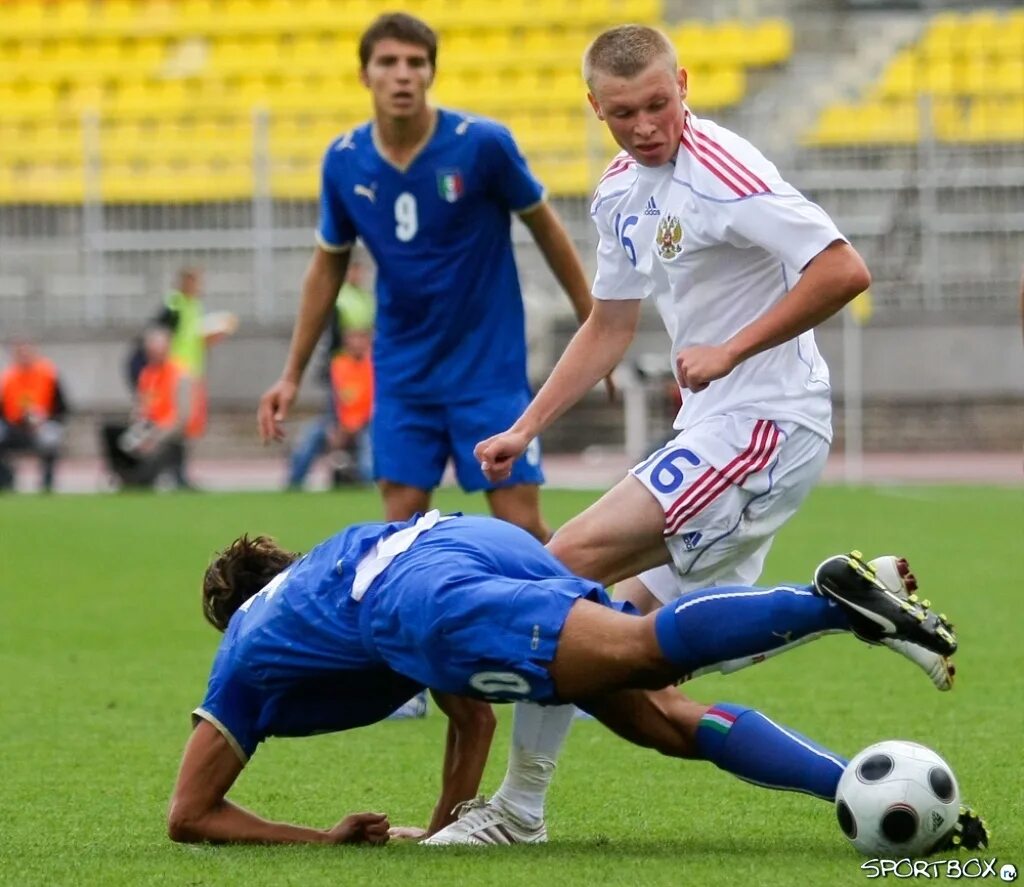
(583, 24, 678, 90)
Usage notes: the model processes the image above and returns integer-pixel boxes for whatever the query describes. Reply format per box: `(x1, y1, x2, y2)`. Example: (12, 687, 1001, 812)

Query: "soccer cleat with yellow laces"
(813, 551, 957, 657)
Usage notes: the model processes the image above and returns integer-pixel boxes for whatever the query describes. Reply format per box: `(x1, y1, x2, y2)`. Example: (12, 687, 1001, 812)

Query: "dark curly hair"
(202, 535, 300, 632)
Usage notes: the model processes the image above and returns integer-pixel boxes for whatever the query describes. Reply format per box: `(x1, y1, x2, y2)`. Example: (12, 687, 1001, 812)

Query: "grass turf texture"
(2, 485, 1021, 886)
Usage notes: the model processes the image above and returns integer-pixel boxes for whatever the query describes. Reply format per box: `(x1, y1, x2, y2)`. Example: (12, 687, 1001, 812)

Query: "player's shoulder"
(590, 150, 639, 214)
(322, 121, 374, 168)
(678, 111, 778, 200)
(438, 107, 517, 148)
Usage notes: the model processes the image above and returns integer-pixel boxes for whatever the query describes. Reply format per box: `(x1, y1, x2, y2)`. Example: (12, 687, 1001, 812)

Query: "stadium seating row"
(0, 0, 798, 202)
(808, 8, 1024, 147)
(918, 9, 1024, 59)
(0, 20, 789, 84)
(0, 0, 663, 39)
(806, 98, 1024, 147)
(0, 64, 747, 123)
(874, 52, 1024, 99)
(0, 155, 599, 202)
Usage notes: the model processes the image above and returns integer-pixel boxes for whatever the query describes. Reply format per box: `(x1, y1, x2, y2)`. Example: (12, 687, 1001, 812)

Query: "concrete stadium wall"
(14, 320, 1024, 457)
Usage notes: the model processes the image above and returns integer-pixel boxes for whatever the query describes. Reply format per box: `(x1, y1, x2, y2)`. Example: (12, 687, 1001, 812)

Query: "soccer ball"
(835, 740, 960, 857)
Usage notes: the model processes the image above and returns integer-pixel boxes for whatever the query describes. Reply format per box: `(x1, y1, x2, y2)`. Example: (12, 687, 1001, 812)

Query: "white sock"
(493, 702, 575, 827)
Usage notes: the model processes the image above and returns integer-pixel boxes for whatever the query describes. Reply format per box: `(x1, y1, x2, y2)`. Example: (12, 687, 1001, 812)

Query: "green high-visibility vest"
(166, 290, 205, 375)
(337, 282, 375, 332)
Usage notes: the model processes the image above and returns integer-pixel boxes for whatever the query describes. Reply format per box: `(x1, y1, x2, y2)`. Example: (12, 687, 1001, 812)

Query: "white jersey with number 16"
(591, 110, 846, 442)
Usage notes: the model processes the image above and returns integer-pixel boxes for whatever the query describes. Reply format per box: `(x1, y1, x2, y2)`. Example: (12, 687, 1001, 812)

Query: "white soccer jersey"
(591, 110, 844, 441)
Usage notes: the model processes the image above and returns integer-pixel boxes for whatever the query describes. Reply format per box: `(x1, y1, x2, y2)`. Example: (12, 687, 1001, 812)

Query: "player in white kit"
(426, 25, 953, 845)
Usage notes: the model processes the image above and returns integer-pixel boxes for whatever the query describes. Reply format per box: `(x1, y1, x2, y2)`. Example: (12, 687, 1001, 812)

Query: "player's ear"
(587, 92, 604, 121)
(359, 67, 370, 88)
(677, 67, 688, 101)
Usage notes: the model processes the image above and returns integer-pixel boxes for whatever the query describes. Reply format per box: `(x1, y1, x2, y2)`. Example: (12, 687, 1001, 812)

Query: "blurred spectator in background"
(0, 338, 68, 492)
(326, 325, 374, 486)
(101, 327, 194, 490)
(286, 261, 375, 490)
(126, 266, 237, 488)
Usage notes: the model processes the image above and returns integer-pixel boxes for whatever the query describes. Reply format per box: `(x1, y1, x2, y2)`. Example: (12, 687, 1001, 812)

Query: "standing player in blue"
(167, 512, 978, 846)
(258, 13, 599, 543)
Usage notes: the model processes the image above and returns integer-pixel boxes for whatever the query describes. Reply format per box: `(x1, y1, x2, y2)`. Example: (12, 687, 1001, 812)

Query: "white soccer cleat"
(421, 797, 547, 846)
(387, 690, 428, 720)
(869, 556, 956, 692)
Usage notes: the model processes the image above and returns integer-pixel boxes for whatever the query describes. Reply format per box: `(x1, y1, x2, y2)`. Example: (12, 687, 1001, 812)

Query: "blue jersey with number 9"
(317, 109, 545, 404)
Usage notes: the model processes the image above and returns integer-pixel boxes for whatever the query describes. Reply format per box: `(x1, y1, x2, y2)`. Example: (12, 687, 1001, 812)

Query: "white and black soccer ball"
(835, 740, 960, 857)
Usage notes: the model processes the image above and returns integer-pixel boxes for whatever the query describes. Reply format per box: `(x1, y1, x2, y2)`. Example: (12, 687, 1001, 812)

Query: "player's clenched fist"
(475, 429, 530, 483)
(327, 812, 391, 845)
(675, 344, 736, 393)
(257, 379, 298, 442)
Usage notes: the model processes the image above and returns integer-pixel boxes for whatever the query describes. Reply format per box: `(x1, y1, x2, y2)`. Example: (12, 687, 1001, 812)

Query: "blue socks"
(695, 703, 846, 800)
(654, 582, 849, 677)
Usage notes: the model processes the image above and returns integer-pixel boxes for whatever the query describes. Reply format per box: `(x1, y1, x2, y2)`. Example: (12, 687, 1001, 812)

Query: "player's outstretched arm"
(424, 692, 497, 835)
(677, 241, 870, 392)
(258, 247, 350, 442)
(168, 720, 390, 845)
(476, 298, 641, 482)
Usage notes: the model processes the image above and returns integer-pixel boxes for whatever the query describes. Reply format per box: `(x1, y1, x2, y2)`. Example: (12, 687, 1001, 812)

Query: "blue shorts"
(372, 389, 545, 493)
(361, 516, 608, 704)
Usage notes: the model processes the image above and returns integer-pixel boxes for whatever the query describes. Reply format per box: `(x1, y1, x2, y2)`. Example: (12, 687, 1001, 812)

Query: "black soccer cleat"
(931, 805, 990, 853)
(813, 551, 958, 657)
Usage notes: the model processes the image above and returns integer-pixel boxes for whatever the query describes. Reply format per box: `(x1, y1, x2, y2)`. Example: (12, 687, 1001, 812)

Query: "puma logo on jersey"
(354, 184, 376, 203)
(644, 196, 660, 216)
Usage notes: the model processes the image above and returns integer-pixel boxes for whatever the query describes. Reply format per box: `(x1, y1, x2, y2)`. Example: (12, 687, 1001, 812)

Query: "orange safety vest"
(1, 359, 58, 424)
(137, 360, 182, 430)
(330, 352, 373, 433)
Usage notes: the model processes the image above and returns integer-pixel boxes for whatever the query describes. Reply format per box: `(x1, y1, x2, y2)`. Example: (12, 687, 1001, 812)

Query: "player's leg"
(448, 391, 551, 543)
(372, 395, 450, 521)
(477, 419, 764, 840)
(546, 474, 672, 583)
(429, 555, 959, 843)
(582, 688, 846, 802)
(486, 484, 550, 543)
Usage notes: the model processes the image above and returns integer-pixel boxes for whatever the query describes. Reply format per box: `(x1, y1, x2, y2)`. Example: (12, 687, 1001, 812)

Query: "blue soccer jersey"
(194, 519, 425, 761)
(317, 109, 544, 404)
(193, 514, 614, 761)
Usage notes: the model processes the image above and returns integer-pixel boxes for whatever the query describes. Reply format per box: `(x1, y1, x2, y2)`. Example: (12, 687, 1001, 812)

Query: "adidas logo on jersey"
(644, 196, 660, 216)
(680, 531, 703, 551)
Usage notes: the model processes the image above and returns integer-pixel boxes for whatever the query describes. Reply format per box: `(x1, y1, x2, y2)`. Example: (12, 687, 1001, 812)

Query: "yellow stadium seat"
(918, 13, 960, 59)
(747, 19, 793, 67)
(993, 58, 1024, 96)
(875, 50, 919, 100)
(1, 3, 46, 40)
(923, 57, 957, 97)
(673, 22, 714, 67)
(713, 21, 750, 67)
(962, 12, 1001, 59)
(966, 97, 1024, 142)
(53, 0, 91, 36)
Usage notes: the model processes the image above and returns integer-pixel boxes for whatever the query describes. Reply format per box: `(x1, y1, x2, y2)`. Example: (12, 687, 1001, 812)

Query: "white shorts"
(630, 414, 829, 604)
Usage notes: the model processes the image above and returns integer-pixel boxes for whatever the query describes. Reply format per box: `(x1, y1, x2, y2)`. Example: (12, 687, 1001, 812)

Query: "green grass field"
(2, 485, 1022, 886)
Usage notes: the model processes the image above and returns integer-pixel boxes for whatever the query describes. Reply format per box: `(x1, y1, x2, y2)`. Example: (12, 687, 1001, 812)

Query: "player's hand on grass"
(675, 344, 736, 393)
(258, 379, 298, 443)
(327, 812, 391, 845)
(475, 429, 529, 483)
(387, 825, 428, 842)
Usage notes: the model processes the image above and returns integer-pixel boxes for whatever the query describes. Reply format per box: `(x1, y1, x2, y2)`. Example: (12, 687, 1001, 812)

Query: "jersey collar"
(371, 108, 440, 174)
